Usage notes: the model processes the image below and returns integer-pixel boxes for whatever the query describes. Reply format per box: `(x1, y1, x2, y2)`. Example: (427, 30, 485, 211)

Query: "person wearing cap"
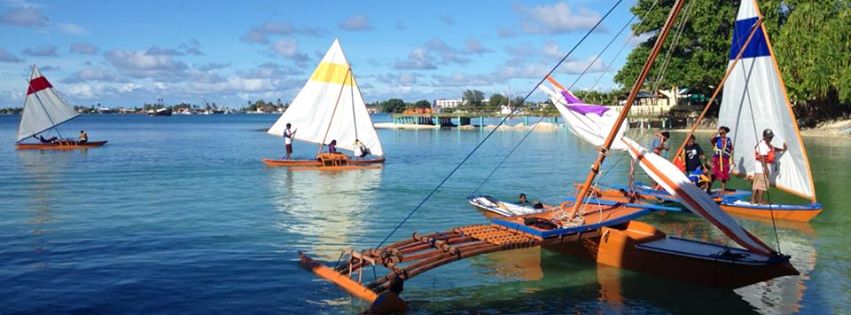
(752, 128, 787, 204)
(709, 126, 734, 194)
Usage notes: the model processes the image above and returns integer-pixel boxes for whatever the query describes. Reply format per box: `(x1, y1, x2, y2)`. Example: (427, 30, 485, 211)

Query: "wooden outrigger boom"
(299, 224, 602, 302)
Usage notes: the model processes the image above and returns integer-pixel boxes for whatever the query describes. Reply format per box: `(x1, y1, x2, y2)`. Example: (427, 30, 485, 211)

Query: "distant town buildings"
(433, 99, 465, 111)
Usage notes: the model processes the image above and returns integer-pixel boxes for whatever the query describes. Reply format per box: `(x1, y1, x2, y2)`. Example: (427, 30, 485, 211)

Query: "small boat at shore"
(264, 39, 384, 170)
(15, 65, 107, 150)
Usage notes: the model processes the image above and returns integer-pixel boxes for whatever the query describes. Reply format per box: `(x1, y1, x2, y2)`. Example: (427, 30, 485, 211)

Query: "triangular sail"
(717, 0, 815, 200)
(543, 82, 777, 256)
(267, 39, 383, 156)
(17, 66, 80, 142)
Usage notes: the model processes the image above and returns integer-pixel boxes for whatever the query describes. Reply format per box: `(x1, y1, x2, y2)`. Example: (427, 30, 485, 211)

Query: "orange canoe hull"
(719, 203, 822, 222)
(16, 141, 108, 150)
(261, 156, 385, 169)
(546, 221, 798, 288)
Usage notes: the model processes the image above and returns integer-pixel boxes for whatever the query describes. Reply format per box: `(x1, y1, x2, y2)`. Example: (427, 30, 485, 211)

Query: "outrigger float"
(263, 39, 384, 170)
(15, 65, 107, 150)
(300, 0, 798, 302)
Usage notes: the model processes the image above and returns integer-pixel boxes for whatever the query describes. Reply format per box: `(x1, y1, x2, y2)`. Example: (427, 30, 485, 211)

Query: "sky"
(0, 0, 644, 108)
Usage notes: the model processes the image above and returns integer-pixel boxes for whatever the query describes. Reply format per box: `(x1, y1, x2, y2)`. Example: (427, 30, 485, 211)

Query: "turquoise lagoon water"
(0, 114, 848, 314)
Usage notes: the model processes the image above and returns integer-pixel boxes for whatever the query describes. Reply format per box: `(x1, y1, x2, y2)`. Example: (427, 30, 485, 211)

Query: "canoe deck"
(262, 154, 384, 170)
(16, 140, 107, 150)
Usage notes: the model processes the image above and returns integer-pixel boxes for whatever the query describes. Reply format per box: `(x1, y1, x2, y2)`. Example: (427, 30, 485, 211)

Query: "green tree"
(488, 93, 507, 110)
(413, 100, 432, 109)
(462, 89, 485, 110)
(380, 98, 406, 113)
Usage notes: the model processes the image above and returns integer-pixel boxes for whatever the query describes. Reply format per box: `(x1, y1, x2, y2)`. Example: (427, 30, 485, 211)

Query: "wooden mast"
(315, 67, 353, 157)
(671, 17, 764, 168)
(567, 0, 688, 219)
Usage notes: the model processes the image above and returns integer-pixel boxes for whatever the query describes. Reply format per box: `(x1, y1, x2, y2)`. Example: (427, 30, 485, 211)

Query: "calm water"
(0, 114, 847, 314)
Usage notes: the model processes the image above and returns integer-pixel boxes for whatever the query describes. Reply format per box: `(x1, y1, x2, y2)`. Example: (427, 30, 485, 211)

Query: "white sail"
(717, 0, 815, 200)
(268, 39, 383, 156)
(540, 85, 628, 151)
(17, 66, 80, 142)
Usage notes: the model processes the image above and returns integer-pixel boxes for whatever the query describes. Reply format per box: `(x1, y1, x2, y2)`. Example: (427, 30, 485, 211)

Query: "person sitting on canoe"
(683, 135, 708, 187)
(328, 139, 338, 154)
(283, 123, 296, 160)
(37, 134, 57, 143)
(354, 139, 370, 159)
(78, 130, 88, 143)
(709, 126, 734, 194)
(752, 128, 787, 204)
(365, 275, 408, 315)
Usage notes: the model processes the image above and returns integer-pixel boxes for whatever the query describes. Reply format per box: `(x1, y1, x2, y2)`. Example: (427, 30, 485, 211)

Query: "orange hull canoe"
(261, 155, 384, 170)
(718, 201, 822, 222)
(16, 140, 107, 150)
(547, 220, 798, 288)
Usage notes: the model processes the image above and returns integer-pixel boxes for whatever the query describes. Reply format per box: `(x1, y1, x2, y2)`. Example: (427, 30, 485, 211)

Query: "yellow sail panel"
(310, 62, 352, 85)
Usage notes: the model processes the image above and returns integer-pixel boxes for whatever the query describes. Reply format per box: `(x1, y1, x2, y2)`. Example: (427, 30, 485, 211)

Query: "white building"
(434, 99, 465, 111)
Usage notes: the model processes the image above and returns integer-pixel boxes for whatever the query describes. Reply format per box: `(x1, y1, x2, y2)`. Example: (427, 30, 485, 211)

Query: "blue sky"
(0, 0, 643, 108)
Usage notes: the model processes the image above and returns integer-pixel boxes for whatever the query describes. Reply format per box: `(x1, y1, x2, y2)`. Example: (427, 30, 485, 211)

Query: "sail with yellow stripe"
(268, 39, 383, 156)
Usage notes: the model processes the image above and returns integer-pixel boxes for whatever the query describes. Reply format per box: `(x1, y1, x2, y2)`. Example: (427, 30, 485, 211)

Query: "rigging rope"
(473, 0, 659, 195)
(375, 0, 625, 248)
(650, 1, 695, 98)
(591, 0, 660, 91)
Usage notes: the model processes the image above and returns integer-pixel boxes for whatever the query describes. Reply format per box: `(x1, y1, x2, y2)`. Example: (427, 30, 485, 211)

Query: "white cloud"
(394, 48, 436, 70)
(241, 21, 324, 44)
(69, 42, 98, 55)
(0, 48, 24, 63)
(105, 49, 188, 79)
(62, 66, 127, 83)
(271, 39, 309, 62)
(0, 6, 48, 27)
(542, 41, 564, 59)
(22, 45, 58, 57)
(516, 2, 601, 34)
(338, 14, 373, 31)
(57, 23, 87, 35)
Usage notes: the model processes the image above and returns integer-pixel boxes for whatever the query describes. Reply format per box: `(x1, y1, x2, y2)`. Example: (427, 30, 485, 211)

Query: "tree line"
(616, 0, 850, 126)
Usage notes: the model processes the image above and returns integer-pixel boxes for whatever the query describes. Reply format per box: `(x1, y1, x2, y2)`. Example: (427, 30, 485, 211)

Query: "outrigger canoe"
(469, 195, 797, 288)
(15, 65, 107, 150)
(262, 153, 384, 170)
(17, 140, 108, 150)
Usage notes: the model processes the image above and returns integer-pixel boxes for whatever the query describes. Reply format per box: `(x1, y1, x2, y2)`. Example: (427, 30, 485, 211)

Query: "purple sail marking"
(560, 90, 582, 104)
(566, 104, 610, 116)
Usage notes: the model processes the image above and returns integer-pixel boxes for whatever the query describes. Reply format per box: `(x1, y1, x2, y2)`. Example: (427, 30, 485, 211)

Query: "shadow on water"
(266, 167, 382, 260)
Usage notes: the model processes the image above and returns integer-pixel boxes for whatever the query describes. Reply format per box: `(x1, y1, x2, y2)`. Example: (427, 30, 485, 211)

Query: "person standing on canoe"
(709, 126, 734, 194)
(78, 130, 88, 143)
(649, 131, 670, 158)
(283, 123, 296, 159)
(752, 129, 787, 204)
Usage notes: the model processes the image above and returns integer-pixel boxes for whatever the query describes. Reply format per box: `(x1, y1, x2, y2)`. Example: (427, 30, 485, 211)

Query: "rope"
(375, 0, 625, 248)
(474, 0, 657, 194)
(650, 0, 694, 96)
(591, 0, 660, 91)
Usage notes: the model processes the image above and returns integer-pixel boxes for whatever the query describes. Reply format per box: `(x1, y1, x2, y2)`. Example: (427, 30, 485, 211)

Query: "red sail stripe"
(27, 76, 53, 95)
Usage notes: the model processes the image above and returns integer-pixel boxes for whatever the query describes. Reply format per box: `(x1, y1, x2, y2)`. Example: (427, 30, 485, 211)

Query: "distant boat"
(147, 108, 172, 116)
(262, 39, 384, 169)
(715, 0, 822, 221)
(15, 65, 107, 150)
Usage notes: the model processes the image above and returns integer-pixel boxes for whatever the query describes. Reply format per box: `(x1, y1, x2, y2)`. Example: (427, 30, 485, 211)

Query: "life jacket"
(754, 141, 775, 164)
(713, 137, 732, 157)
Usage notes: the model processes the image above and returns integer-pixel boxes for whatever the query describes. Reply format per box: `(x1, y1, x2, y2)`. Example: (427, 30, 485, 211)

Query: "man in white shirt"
(284, 123, 296, 159)
(752, 129, 787, 204)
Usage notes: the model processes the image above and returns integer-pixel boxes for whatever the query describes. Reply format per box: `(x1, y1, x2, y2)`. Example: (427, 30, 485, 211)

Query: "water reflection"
(16, 150, 72, 269)
(268, 168, 381, 260)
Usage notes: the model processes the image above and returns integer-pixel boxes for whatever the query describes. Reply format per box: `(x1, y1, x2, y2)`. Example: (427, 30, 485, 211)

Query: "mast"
(315, 67, 353, 157)
(350, 70, 359, 141)
(671, 17, 764, 168)
(568, 0, 688, 219)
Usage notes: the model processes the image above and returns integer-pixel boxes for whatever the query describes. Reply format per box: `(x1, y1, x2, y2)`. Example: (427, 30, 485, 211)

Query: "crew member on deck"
(354, 139, 370, 159)
(328, 139, 338, 154)
(37, 134, 57, 143)
(752, 129, 787, 204)
(709, 126, 734, 194)
(78, 130, 88, 143)
(683, 135, 708, 189)
(283, 123, 296, 159)
(365, 276, 408, 315)
(649, 131, 670, 157)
